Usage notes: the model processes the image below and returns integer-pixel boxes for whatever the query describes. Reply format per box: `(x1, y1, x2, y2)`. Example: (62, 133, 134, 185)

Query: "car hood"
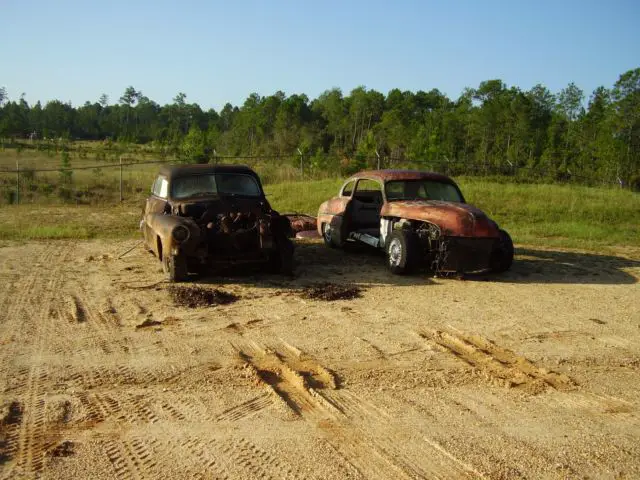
(172, 196, 267, 213)
(381, 200, 499, 237)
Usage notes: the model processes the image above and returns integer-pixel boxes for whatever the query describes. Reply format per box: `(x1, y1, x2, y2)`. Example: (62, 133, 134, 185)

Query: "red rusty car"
(316, 170, 513, 274)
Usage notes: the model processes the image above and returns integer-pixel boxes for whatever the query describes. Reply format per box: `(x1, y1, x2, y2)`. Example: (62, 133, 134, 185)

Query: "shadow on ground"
(195, 241, 639, 288)
(197, 239, 435, 289)
(467, 247, 639, 285)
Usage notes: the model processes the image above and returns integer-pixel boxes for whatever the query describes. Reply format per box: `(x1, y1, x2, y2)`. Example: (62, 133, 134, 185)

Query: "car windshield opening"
(171, 174, 261, 199)
(385, 180, 463, 202)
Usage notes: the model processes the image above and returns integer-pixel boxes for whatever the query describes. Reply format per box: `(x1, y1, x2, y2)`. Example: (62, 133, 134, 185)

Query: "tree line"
(0, 68, 638, 184)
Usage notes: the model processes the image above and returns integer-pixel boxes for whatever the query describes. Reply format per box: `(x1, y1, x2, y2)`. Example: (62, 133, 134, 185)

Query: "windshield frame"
(170, 173, 264, 200)
(383, 179, 465, 203)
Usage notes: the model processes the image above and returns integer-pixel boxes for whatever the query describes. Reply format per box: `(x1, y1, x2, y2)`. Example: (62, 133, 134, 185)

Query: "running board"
(349, 232, 380, 248)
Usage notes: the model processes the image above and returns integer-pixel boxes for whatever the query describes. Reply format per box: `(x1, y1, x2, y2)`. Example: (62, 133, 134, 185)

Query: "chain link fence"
(0, 152, 628, 206)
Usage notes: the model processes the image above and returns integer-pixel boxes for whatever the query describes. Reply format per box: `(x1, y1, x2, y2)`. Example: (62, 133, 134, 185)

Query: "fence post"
(375, 150, 381, 169)
(297, 148, 303, 177)
(16, 161, 20, 204)
(119, 156, 123, 202)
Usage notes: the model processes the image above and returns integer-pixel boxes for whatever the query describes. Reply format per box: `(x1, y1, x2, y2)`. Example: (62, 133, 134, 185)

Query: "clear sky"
(1, 0, 638, 110)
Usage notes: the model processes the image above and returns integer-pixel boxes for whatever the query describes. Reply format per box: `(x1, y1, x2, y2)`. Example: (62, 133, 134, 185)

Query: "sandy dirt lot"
(1, 239, 639, 479)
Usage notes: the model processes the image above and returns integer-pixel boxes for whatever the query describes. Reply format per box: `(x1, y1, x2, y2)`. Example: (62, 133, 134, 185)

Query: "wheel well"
(156, 236, 163, 261)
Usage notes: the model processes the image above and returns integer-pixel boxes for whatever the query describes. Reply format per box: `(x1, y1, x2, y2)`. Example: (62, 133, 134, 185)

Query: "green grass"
(264, 179, 343, 214)
(458, 179, 640, 250)
(0, 148, 314, 205)
(0, 170, 638, 253)
(0, 203, 141, 240)
(265, 178, 640, 251)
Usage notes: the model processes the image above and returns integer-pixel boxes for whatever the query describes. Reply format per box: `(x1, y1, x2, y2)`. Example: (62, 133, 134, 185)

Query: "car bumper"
(438, 236, 498, 272)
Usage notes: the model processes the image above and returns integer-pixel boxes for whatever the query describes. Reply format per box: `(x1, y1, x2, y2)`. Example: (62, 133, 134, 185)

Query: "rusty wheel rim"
(388, 238, 402, 266)
(322, 224, 332, 244)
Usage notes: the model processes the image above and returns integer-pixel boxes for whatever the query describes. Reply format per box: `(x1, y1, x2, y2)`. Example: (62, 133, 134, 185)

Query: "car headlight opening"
(172, 225, 190, 243)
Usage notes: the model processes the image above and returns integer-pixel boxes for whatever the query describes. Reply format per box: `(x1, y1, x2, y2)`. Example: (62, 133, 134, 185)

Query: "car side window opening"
(385, 180, 462, 202)
(171, 174, 261, 200)
(341, 180, 356, 197)
(354, 179, 383, 203)
(216, 174, 261, 196)
(158, 178, 169, 198)
(152, 177, 161, 195)
(385, 181, 404, 199)
(172, 175, 217, 199)
(423, 181, 462, 202)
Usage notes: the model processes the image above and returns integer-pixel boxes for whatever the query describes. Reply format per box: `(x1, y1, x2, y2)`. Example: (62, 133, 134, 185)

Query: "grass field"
(0, 176, 638, 252)
(0, 147, 309, 204)
(1, 144, 638, 251)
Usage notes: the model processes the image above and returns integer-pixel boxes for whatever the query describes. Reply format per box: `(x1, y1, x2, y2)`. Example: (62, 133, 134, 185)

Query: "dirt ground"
(0, 239, 639, 480)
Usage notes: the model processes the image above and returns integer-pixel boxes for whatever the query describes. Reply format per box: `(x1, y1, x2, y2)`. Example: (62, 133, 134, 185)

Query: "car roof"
(158, 164, 258, 180)
(345, 169, 456, 184)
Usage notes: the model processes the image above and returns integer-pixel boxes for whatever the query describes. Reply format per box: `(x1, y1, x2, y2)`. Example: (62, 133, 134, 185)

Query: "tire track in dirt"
(73, 388, 222, 428)
(320, 387, 484, 479)
(104, 437, 162, 480)
(0, 244, 58, 392)
(63, 292, 126, 356)
(0, 401, 23, 467)
(418, 327, 577, 394)
(187, 435, 306, 480)
(225, 436, 306, 480)
(214, 393, 274, 422)
(1, 243, 72, 479)
(78, 392, 161, 427)
(237, 340, 477, 479)
(171, 437, 225, 479)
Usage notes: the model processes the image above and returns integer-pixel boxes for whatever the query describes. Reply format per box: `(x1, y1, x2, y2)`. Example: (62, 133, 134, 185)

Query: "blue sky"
(2, 0, 638, 109)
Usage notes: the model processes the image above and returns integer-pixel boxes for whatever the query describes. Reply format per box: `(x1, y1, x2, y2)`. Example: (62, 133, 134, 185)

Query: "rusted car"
(141, 164, 293, 281)
(316, 170, 513, 274)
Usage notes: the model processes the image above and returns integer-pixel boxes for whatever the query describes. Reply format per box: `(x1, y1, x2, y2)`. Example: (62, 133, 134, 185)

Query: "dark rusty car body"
(317, 170, 513, 274)
(141, 164, 293, 281)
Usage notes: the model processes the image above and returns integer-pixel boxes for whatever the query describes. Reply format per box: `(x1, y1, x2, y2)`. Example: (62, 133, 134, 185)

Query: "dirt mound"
(300, 282, 362, 301)
(169, 286, 239, 308)
(135, 318, 162, 329)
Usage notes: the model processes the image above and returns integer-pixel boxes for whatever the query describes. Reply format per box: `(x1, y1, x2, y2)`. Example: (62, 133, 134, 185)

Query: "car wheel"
(322, 223, 337, 248)
(386, 229, 419, 275)
(163, 254, 188, 282)
(268, 236, 294, 275)
(490, 229, 514, 273)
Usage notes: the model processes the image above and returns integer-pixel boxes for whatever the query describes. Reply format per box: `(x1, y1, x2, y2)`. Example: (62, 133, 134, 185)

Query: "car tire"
(268, 237, 294, 275)
(386, 229, 419, 275)
(163, 254, 188, 282)
(490, 229, 514, 273)
(322, 223, 337, 249)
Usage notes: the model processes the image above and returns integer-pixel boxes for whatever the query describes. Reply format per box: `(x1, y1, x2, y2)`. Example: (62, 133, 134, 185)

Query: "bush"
(58, 186, 73, 202)
(3, 189, 16, 204)
(59, 150, 73, 184)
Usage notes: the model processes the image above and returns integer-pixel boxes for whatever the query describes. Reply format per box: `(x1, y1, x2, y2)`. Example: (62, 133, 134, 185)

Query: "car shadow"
(195, 241, 639, 288)
(462, 247, 639, 285)
(196, 239, 436, 289)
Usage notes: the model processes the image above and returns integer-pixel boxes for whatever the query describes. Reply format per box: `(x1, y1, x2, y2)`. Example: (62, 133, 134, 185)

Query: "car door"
(351, 178, 383, 232)
(143, 176, 170, 251)
(329, 179, 356, 246)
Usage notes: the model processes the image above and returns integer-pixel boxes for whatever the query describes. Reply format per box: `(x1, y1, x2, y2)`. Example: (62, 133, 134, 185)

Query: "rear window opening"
(385, 180, 463, 202)
(171, 173, 261, 199)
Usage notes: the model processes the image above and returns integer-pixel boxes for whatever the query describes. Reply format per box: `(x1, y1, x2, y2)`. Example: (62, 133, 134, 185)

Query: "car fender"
(146, 214, 201, 255)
